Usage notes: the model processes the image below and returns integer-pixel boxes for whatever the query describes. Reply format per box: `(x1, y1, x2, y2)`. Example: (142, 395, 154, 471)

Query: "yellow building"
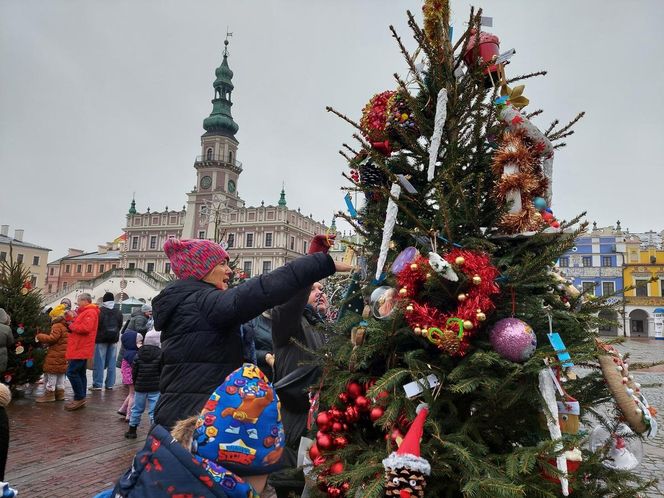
(0, 225, 51, 291)
(623, 232, 664, 338)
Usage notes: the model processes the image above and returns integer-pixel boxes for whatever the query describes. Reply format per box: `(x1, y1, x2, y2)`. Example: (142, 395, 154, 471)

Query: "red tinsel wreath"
(396, 249, 501, 356)
(360, 90, 395, 143)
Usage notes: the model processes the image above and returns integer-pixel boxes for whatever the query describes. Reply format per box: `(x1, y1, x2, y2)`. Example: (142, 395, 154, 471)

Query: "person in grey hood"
(0, 309, 14, 376)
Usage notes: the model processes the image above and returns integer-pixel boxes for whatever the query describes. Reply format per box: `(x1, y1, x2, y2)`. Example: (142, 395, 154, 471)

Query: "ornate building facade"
(0, 225, 50, 291)
(123, 39, 328, 279)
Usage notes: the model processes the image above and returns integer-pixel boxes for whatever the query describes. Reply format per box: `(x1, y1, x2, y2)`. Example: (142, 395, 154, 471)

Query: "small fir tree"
(0, 244, 48, 388)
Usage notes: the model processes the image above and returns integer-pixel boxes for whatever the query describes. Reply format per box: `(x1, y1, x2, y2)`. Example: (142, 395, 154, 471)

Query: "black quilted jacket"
(132, 345, 162, 393)
(151, 252, 336, 429)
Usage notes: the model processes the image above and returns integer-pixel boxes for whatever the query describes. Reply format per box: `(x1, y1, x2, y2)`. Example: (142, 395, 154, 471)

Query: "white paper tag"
(403, 374, 440, 398)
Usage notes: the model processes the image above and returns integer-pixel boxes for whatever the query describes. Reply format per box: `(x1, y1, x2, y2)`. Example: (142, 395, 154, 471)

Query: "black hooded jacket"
(151, 252, 336, 429)
(96, 305, 123, 344)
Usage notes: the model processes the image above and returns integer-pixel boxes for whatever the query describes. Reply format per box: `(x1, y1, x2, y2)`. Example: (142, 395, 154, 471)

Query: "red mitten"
(308, 234, 335, 255)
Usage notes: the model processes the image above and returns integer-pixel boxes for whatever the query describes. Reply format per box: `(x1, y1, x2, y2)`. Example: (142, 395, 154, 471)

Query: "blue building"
(557, 223, 625, 335)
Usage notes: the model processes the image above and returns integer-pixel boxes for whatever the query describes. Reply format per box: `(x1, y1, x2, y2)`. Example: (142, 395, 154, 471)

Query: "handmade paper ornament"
(427, 88, 448, 181)
(371, 286, 398, 320)
(463, 30, 501, 87)
(589, 423, 643, 470)
(16, 325, 24, 336)
(383, 403, 430, 497)
(375, 183, 402, 280)
(557, 399, 580, 435)
(391, 247, 419, 275)
(428, 252, 458, 281)
(15, 344, 24, 355)
(25, 358, 34, 368)
(490, 318, 537, 362)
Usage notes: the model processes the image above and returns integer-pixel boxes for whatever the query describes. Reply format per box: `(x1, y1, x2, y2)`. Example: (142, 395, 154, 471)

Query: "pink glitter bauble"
(490, 318, 537, 362)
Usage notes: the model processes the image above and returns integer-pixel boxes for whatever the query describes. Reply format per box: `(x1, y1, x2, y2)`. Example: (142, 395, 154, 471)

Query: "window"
(147, 262, 155, 273)
(99, 264, 105, 273)
(16, 254, 23, 264)
(262, 261, 272, 274)
(243, 261, 252, 276)
(0, 252, 5, 261)
(200, 204, 208, 215)
(206, 147, 213, 160)
(152, 217, 159, 225)
(30, 276, 37, 286)
(111, 264, 117, 270)
(150, 236, 157, 250)
(32, 256, 40, 266)
(303, 241, 308, 254)
(76, 264, 82, 273)
(86, 264, 92, 273)
(290, 236, 295, 250)
(630, 251, 638, 262)
(65, 264, 70, 273)
(128, 262, 136, 270)
(132, 237, 139, 250)
(227, 233, 235, 248)
(198, 230, 206, 239)
(48, 284, 52, 293)
(582, 282, 595, 296)
(62, 282, 68, 290)
(582, 257, 592, 267)
(229, 150, 234, 163)
(602, 281, 615, 296)
(165, 262, 171, 273)
(245, 233, 254, 248)
(635, 279, 649, 297)
(559, 257, 569, 268)
(602, 256, 613, 267)
(265, 233, 273, 247)
(49, 267, 54, 276)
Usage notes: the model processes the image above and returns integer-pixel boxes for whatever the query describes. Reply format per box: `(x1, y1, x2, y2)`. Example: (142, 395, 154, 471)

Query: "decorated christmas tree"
(0, 244, 47, 388)
(308, 2, 658, 497)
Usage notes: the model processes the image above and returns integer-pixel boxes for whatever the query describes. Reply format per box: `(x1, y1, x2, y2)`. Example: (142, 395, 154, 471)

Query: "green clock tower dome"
(203, 39, 239, 138)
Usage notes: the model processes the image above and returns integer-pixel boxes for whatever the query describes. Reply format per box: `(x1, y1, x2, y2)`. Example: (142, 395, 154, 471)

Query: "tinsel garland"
(396, 249, 500, 356)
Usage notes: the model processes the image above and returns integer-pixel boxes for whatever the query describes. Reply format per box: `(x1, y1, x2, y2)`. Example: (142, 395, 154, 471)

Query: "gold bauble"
(410, 263, 418, 270)
(476, 311, 486, 322)
(455, 256, 465, 266)
(406, 304, 414, 313)
(425, 272, 432, 279)
(389, 240, 396, 249)
(399, 287, 408, 297)
(457, 293, 467, 302)
(472, 275, 482, 285)
(463, 320, 474, 330)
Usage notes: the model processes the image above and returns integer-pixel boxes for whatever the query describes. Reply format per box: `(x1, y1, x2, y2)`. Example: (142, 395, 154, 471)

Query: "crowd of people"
(1, 234, 350, 497)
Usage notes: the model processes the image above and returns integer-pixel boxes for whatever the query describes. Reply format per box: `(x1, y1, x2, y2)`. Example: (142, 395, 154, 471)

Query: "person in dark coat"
(151, 236, 350, 430)
(125, 330, 162, 439)
(91, 292, 123, 391)
(244, 311, 275, 380)
(269, 238, 334, 497)
(0, 383, 10, 482)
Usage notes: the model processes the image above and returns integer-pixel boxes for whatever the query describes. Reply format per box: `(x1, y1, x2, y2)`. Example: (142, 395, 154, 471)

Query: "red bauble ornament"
(329, 461, 345, 475)
(346, 381, 363, 399)
(341, 482, 350, 492)
(389, 428, 404, 443)
(338, 392, 350, 405)
(333, 436, 348, 449)
(364, 378, 377, 392)
(317, 411, 331, 430)
(309, 443, 321, 460)
(317, 433, 333, 450)
(369, 406, 385, 422)
(375, 389, 389, 401)
(330, 408, 343, 420)
(332, 422, 343, 433)
(313, 455, 327, 467)
(355, 395, 371, 412)
(345, 405, 360, 423)
(327, 487, 342, 497)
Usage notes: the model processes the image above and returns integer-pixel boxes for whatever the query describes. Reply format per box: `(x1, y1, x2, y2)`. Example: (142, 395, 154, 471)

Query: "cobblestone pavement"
(3, 341, 663, 497)
(5, 370, 143, 498)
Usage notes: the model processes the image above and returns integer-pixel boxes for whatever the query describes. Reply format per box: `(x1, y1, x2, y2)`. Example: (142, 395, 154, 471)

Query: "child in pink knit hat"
(152, 236, 349, 430)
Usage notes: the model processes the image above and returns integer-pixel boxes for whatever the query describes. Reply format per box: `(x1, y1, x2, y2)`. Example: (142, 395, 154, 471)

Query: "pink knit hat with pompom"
(163, 239, 229, 280)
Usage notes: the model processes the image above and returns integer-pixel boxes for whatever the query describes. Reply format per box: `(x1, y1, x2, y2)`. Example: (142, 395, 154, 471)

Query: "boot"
(55, 389, 65, 401)
(64, 399, 86, 411)
(125, 425, 138, 439)
(35, 390, 56, 403)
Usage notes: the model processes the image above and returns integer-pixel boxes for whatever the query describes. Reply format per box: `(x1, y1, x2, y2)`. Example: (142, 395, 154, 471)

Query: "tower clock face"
(228, 179, 236, 193)
(200, 175, 212, 189)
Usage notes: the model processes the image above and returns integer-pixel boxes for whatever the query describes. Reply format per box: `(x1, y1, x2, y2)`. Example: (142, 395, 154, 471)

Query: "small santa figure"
(382, 403, 431, 498)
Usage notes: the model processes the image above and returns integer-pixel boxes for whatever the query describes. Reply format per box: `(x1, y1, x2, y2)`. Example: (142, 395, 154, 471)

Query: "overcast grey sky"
(1, 0, 663, 260)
